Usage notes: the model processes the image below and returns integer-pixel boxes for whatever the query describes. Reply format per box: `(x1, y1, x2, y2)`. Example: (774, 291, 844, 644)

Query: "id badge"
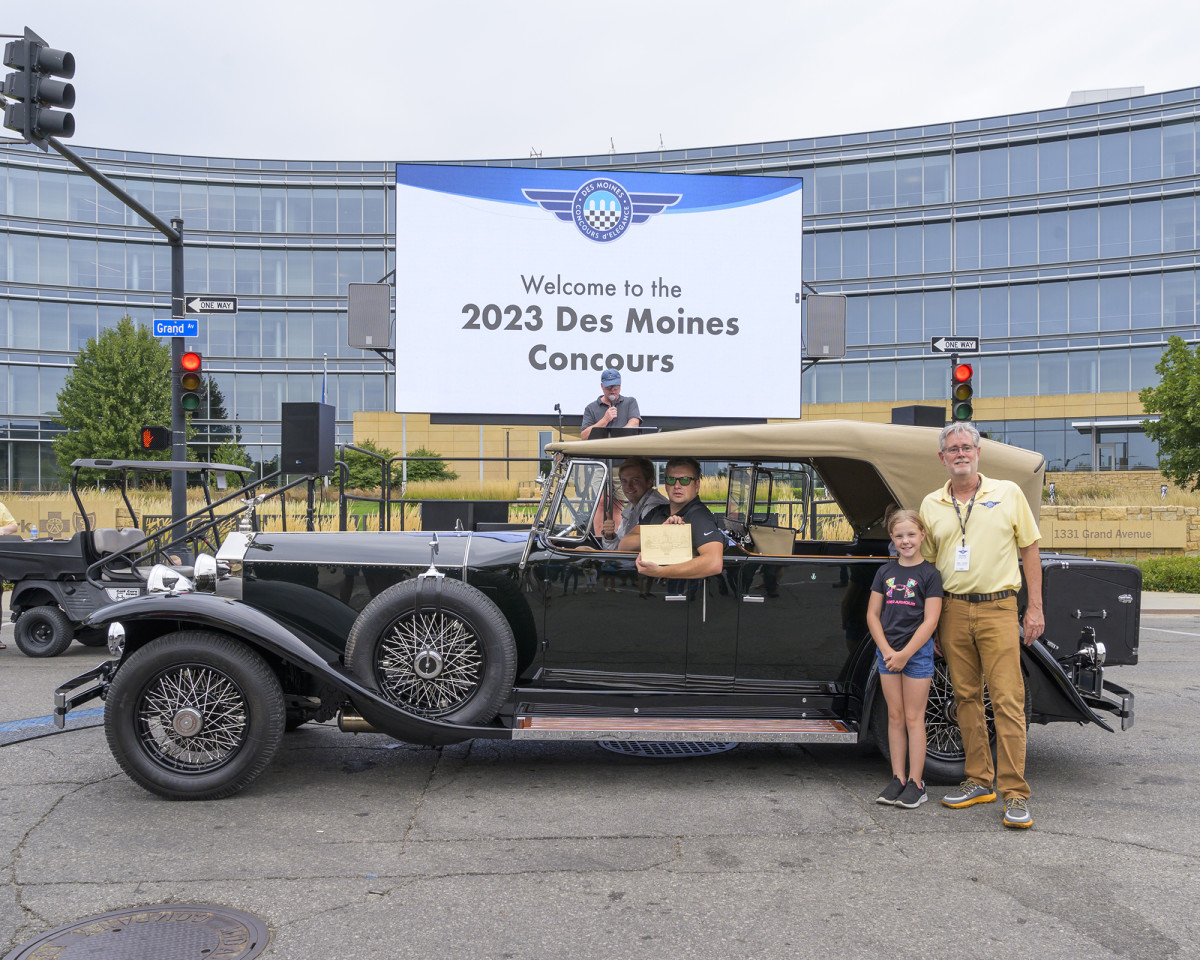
(955, 545, 971, 571)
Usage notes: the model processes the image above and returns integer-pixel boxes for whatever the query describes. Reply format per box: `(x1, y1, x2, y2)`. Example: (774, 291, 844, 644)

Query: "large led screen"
(394, 164, 803, 420)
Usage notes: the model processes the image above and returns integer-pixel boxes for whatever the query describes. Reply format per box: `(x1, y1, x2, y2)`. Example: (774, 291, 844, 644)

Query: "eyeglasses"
(942, 445, 977, 455)
(664, 476, 695, 487)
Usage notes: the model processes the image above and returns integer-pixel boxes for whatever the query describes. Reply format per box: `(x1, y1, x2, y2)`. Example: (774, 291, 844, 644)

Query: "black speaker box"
(890, 405, 946, 428)
(281, 402, 335, 475)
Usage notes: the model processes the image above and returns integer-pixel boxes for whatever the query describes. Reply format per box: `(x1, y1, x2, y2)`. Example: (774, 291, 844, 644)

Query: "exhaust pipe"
(337, 708, 379, 733)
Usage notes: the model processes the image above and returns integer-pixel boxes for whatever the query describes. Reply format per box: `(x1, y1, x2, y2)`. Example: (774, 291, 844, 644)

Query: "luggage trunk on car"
(1041, 558, 1141, 665)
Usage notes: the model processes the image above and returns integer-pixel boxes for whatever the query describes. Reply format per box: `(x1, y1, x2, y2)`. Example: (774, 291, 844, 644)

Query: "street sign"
(931, 336, 980, 353)
(176, 296, 238, 315)
(154, 318, 198, 338)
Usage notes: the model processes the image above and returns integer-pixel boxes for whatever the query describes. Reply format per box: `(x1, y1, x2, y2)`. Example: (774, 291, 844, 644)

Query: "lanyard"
(949, 477, 981, 547)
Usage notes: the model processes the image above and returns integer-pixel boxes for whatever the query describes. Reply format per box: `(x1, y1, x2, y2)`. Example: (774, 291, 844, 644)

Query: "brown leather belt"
(947, 590, 1016, 603)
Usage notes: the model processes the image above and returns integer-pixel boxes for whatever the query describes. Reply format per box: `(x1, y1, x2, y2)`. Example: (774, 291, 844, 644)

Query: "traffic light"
(179, 351, 203, 413)
(2, 27, 75, 151)
(140, 426, 170, 452)
(951, 362, 974, 421)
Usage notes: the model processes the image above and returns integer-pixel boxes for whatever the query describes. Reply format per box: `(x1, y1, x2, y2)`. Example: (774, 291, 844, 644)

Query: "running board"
(513, 716, 856, 743)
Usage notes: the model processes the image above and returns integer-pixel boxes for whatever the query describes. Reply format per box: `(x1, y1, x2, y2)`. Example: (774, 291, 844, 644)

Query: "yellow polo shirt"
(919, 473, 1040, 596)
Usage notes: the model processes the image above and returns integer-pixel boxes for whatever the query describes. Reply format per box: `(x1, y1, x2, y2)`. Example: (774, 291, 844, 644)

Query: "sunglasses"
(664, 476, 695, 487)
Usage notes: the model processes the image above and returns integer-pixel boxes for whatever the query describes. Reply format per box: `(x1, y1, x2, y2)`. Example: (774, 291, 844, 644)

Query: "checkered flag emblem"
(584, 198, 621, 229)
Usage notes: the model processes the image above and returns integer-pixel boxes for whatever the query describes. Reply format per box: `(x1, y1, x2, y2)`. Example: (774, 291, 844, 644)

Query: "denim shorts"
(876, 637, 935, 679)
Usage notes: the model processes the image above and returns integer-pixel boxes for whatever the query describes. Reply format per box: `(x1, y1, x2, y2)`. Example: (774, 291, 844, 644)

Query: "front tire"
(14, 606, 74, 658)
(104, 631, 285, 800)
(345, 577, 517, 726)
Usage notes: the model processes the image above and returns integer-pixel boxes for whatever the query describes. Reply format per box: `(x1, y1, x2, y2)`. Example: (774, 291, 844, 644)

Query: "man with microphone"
(581, 369, 641, 440)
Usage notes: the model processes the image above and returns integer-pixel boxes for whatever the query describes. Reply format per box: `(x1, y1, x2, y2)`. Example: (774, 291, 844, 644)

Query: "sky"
(3, 0, 1200, 162)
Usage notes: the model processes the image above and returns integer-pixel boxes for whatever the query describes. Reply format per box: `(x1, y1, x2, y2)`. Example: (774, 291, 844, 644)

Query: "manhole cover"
(4, 904, 269, 960)
(597, 740, 740, 758)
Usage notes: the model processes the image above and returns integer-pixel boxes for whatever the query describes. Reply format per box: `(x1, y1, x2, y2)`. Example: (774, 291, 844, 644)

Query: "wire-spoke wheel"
(346, 578, 517, 726)
(873, 656, 1030, 784)
(137, 664, 249, 772)
(105, 631, 285, 800)
(376, 609, 485, 715)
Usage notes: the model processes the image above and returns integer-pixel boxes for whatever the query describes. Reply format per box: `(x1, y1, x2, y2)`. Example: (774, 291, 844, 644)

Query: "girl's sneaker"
(876, 776, 905, 805)
(896, 779, 927, 808)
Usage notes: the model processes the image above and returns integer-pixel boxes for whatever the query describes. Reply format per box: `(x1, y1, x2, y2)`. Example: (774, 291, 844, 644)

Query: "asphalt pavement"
(1, 596, 1198, 959)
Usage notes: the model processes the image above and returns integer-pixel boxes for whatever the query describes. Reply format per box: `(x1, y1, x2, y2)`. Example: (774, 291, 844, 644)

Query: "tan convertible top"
(548, 420, 1045, 536)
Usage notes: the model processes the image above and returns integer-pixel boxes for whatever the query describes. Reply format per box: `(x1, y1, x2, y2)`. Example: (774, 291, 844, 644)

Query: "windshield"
(546, 459, 610, 543)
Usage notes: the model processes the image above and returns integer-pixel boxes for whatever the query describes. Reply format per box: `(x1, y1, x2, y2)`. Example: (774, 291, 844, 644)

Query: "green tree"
(54, 317, 171, 479)
(1140, 335, 1200, 490)
(339, 440, 457, 490)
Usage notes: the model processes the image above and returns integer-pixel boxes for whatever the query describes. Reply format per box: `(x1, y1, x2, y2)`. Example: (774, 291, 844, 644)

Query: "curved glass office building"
(3, 86, 1199, 488)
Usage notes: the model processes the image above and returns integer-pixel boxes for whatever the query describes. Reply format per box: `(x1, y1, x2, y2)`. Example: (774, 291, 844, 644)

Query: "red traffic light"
(953, 363, 973, 383)
(179, 351, 203, 412)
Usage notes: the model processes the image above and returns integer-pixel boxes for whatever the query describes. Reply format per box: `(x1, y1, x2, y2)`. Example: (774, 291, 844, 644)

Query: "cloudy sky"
(3, 0, 1199, 161)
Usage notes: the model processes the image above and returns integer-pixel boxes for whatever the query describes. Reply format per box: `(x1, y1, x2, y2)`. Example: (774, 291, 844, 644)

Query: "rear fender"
(84, 593, 513, 745)
(1022, 640, 1113, 731)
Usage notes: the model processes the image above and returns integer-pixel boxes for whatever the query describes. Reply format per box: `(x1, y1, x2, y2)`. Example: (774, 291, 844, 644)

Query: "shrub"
(1135, 555, 1200, 593)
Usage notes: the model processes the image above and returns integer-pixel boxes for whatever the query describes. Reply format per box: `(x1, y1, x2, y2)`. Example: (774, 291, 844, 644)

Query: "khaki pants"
(940, 595, 1029, 800)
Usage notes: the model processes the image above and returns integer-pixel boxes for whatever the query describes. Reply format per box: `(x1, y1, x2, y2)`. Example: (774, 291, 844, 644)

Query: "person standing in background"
(581, 369, 641, 440)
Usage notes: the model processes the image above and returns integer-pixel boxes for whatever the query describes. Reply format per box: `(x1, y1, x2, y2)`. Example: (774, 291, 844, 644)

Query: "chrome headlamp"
(107, 621, 126, 658)
(146, 563, 193, 595)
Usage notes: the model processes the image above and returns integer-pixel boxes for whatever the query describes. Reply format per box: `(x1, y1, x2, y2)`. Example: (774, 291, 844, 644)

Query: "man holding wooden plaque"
(619, 456, 725, 581)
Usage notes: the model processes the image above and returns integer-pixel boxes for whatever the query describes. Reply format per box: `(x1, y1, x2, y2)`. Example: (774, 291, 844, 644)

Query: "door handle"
(741, 595, 765, 603)
(665, 595, 687, 601)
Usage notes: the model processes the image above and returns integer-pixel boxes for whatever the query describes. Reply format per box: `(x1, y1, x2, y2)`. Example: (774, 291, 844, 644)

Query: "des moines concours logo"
(523, 177, 681, 243)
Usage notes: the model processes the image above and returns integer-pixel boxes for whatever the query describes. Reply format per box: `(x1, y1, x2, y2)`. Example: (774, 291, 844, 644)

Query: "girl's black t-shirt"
(870, 559, 943, 650)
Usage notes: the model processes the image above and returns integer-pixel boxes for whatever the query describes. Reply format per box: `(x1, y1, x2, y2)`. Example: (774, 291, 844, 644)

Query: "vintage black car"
(55, 421, 1139, 800)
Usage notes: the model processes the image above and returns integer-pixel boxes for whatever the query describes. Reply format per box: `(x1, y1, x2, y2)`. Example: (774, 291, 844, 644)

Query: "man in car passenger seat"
(620, 456, 724, 581)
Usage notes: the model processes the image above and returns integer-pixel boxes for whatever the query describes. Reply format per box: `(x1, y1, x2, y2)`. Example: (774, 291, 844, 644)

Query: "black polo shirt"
(642, 496, 724, 556)
(581, 394, 641, 432)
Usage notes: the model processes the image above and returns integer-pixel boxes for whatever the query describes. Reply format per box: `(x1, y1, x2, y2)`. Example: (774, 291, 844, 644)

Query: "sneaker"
(876, 776, 905, 805)
(1002, 797, 1033, 829)
(941, 779, 997, 808)
(895, 779, 927, 809)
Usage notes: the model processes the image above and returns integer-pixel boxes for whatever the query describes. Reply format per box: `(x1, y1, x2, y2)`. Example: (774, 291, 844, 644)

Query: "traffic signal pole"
(170, 218, 186, 522)
(46, 138, 189, 522)
(6, 28, 192, 522)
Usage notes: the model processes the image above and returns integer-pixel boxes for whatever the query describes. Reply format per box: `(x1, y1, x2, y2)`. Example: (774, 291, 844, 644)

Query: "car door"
(733, 556, 880, 685)
(537, 548, 688, 688)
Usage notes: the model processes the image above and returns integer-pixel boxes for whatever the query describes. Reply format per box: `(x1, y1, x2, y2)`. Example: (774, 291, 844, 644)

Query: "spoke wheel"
(346, 578, 517, 727)
(105, 631, 284, 800)
(872, 656, 1030, 784)
(376, 609, 484, 716)
(136, 664, 249, 772)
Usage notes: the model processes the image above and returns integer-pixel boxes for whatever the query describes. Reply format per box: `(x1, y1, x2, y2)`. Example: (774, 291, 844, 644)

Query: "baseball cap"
(600, 369, 621, 386)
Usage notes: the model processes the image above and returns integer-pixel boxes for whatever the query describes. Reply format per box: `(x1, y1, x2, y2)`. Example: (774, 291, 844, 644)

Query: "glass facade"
(4, 87, 1199, 487)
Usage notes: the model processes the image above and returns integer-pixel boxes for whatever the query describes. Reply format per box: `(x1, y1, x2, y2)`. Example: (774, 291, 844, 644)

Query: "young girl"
(867, 509, 943, 809)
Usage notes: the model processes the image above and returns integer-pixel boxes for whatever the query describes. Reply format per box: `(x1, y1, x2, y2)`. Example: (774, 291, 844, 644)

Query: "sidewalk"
(1141, 590, 1200, 615)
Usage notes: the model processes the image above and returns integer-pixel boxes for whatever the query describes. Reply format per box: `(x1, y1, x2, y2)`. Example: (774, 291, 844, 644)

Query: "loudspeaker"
(804, 294, 847, 359)
(891, 405, 946, 428)
(281, 402, 335, 475)
(348, 282, 392, 349)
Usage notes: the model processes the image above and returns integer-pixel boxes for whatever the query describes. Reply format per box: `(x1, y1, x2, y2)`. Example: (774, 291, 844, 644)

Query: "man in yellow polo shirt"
(920, 421, 1043, 829)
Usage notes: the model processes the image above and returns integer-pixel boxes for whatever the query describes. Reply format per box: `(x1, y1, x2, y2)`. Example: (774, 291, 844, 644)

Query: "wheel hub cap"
(413, 649, 444, 680)
(172, 707, 204, 737)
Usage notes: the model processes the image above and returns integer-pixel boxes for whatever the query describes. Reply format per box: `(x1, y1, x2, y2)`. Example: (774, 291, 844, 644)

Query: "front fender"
(85, 592, 513, 745)
(1023, 639, 1113, 731)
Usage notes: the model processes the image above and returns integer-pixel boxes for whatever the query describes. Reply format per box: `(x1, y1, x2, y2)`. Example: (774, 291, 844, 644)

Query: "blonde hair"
(886, 508, 925, 536)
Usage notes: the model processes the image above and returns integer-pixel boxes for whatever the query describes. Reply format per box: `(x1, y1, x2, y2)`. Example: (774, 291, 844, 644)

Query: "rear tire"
(13, 606, 74, 658)
(873, 657, 1031, 784)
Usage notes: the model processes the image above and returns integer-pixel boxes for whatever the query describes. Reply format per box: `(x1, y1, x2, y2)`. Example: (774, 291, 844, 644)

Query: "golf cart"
(1, 458, 250, 657)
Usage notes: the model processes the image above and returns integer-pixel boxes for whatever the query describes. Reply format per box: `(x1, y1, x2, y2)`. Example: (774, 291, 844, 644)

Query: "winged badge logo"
(523, 177, 681, 243)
